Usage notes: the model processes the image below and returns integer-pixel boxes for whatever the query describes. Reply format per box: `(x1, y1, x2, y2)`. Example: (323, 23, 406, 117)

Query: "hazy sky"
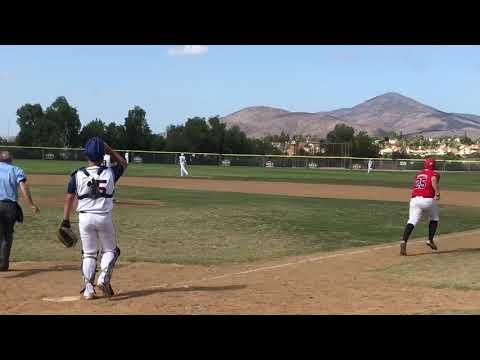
(1, 45, 480, 137)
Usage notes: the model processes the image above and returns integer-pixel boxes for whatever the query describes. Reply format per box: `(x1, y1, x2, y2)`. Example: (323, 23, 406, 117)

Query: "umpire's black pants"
(0, 202, 17, 271)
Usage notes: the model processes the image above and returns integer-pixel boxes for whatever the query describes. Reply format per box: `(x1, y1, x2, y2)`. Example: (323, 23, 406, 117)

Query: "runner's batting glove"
(61, 219, 71, 228)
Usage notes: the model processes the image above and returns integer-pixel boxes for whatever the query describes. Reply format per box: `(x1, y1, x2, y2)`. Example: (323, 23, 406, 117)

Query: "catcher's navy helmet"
(84, 137, 105, 162)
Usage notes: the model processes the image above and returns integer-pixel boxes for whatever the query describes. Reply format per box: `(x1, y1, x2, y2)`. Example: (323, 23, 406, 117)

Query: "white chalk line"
(42, 296, 81, 302)
(148, 229, 480, 289)
(41, 229, 480, 303)
(149, 230, 480, 289)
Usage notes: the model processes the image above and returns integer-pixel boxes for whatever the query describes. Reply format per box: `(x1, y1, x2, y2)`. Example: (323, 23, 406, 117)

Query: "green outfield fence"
(1, 145, 480, 172)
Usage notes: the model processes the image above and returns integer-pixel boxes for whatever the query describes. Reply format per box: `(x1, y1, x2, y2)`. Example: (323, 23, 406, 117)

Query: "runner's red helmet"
(424, 158, 436, 171)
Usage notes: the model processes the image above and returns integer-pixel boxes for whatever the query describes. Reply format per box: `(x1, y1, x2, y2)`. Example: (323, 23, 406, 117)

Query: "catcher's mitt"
(57, 220, 79, 248)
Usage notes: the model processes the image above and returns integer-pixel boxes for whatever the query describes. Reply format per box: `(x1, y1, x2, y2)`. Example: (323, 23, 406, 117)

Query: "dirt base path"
(1, 229, 480, 314)
(29, 175, 480, 207)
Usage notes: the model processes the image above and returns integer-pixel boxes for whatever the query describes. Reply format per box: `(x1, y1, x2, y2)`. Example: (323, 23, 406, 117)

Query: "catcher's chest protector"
(75, 166, 116, 213)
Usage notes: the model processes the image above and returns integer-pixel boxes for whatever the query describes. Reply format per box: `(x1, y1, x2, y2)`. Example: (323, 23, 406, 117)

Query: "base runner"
(62, 137, 128, 300)
(400, 158, 440, 256)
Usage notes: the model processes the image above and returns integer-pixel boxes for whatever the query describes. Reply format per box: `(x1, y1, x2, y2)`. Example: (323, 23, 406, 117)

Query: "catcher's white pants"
(79, 212, 119, 286)
(180, 164, 189, 176)
(408, 197, 439, 226)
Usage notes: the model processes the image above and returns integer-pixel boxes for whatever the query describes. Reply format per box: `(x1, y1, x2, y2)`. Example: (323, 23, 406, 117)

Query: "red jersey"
(411, 169, 440, 198)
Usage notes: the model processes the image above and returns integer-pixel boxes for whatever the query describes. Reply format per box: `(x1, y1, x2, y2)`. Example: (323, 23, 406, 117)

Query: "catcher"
(60, 137, 128, 300)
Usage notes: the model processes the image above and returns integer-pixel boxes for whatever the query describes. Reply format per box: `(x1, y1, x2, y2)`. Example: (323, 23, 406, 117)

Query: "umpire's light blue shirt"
(0, 162, 27, 202)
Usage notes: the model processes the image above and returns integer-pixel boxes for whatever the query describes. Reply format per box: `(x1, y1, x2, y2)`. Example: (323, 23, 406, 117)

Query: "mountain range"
(221, 92, 480, 139)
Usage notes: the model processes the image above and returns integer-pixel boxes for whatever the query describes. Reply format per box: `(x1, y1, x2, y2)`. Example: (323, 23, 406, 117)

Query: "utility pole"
(64, 119, 68, 148)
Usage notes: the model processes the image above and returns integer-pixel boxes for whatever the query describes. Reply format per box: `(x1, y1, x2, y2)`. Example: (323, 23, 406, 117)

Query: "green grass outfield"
(11, 185, 480, 265)
(14, 159, 480, 191)
(377, 248, 480, 294)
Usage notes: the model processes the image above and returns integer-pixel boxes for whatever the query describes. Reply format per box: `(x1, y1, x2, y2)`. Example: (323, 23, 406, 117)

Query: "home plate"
(42, 296, 81, 302)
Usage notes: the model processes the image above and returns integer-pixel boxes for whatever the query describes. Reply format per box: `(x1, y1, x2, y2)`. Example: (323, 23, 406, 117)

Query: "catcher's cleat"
(97, 282, 115, 298)
(80, 284, 96, 300)
(426, 240, 438, 251)
(400, 242, 407, 256)
(83, 292, 96, 301)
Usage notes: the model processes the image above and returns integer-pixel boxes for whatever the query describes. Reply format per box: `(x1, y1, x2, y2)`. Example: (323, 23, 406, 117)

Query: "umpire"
(0, 151, 39, 271)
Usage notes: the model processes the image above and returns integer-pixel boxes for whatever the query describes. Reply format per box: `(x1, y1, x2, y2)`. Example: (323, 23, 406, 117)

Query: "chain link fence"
(1, 146, 480, 172)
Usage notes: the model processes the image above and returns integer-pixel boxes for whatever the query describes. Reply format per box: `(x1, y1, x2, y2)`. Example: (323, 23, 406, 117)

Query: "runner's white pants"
(180, 163, 189, 176)
(408, 196, 440, 226)
(79, 212, 119, 285)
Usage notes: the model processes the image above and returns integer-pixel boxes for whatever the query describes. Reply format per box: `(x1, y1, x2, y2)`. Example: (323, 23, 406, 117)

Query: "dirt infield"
(2, 229, 480, 314)
(28, 174, 480, 207)
(2, 175, 480, 314)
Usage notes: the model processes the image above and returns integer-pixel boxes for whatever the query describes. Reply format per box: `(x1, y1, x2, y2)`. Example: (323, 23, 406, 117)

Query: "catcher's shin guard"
(98, 247, 120, 285)
(81, 250, 98, 286)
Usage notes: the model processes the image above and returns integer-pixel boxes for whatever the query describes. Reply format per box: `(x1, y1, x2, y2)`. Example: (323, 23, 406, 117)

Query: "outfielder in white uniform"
(103, 154, 112, 168)
(179, 153, 189, 177)
(63, 138, 128, 300)
(367, 159, 373, 174)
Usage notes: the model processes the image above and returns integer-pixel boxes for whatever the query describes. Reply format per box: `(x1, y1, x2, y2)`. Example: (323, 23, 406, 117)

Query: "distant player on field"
(367, 159, 373, 174)
(103, 153, 112, 168)
(179, 153, 189, 177)
(400, 158, 440, 256)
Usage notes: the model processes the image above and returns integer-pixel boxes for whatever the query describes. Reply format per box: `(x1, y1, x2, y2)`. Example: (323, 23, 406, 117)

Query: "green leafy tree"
(165, 125, 189, 152)
(124, 106, 152, 150)
(251, 138, 283, 155)
(279, 131, 290, 143)
(79, 118, 106, 146)
(208, 116, 226, 154)
(352, 131, 380, 157)
(16, 103, 45, 146)
(105, 122, 126, 149)
(223, 126, 253, 154)
(34, 117, 63, 147)
(150, 134, 166, 151)
(183, 117, 211, 152)
(326, 123, 355, 143)
(462, 133, 473, 145)
(44, 96, 82, 147)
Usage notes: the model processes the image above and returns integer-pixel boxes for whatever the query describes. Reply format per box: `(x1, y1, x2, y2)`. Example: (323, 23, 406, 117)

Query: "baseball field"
(2, 161, 480, 314)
